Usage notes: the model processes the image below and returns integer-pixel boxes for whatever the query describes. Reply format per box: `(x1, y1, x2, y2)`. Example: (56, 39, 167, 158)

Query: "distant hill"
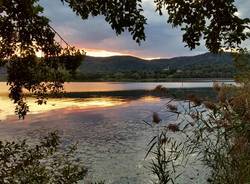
(78, 52, 233, 74)
(0, 52, 235, 81)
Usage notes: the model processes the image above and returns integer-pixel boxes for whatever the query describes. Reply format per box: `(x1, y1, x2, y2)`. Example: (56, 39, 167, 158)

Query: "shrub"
(0, 131, 87, 184)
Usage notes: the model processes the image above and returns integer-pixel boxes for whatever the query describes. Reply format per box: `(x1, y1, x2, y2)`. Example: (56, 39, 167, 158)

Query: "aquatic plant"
(146, 54, 250, 183)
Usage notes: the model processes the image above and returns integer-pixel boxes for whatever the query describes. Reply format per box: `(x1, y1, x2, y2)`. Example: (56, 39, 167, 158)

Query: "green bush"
(0, 131, 87, 184)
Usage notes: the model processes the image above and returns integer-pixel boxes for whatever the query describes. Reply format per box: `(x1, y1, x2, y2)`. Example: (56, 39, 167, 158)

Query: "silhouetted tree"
(62, 0, 250, 52)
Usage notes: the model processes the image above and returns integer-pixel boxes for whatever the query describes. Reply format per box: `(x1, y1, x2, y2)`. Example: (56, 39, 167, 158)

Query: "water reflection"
(0, 88, 216, 121)
(0, 82, 223, 183)
(0, 81, 234, 94)
(63, 81, 234, 92)
(0, 93, 165, 183)
(0, 96, 128, 120)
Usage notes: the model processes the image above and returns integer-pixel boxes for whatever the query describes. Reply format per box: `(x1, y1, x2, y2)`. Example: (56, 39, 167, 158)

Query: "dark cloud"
(39, 0, 250, 58)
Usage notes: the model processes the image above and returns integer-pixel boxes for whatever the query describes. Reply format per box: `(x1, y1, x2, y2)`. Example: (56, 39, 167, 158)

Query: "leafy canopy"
(0, 0, 85, 118)
(1, 0, 249, 56)
(0, 131, 87, 184)
(61, 0, 250, 52)
(155, 0, 250, 52)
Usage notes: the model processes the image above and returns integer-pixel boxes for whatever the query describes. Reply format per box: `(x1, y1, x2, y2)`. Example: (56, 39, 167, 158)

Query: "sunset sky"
(40, 0, 250, 59)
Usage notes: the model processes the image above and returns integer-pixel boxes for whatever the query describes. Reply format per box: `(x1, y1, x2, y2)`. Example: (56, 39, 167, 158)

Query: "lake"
(0, 81, 233, 183)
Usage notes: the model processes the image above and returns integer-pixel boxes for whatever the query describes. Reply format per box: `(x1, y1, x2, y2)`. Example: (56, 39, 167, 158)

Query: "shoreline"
(0, 78, 234, 83)
(61, 78, 233, 83)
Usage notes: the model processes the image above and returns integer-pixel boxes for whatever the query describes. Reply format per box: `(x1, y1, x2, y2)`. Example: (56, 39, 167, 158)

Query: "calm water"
(0, 81, 234, 94)
(63, 81, 234, 92)
(0, 82, 231, 183)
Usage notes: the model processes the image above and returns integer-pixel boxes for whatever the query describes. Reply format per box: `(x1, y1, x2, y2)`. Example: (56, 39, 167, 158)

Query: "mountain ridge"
(0, 52, 235, 81)
(79, 52, 233, 74)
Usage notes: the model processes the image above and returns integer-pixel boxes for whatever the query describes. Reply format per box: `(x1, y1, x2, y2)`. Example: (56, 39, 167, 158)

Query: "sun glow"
(83, 48, 161, 60)
(35, 48, 155, 60)
(85, 49, 127, 57)
(35, 50, 44, 58)
(144, 57, 161, 60)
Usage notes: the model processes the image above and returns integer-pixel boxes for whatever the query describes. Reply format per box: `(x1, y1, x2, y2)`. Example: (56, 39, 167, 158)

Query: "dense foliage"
(155, 0, 250, 52)
(0, 132, 87, 184)
(73, 67, 234, 82)
(61, 0, 250, 52)
(0, 0, 85, 118)
(60, 0, 146, 44)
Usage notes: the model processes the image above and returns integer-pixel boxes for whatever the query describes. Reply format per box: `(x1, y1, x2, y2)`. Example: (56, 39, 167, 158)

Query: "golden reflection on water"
(0, 82, 162, 120)
(140, 96, 161, 102)
(0, 96, 127, 120)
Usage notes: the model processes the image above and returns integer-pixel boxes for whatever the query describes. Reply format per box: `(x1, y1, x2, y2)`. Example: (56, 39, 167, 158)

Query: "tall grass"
(145, 51, 250, 184)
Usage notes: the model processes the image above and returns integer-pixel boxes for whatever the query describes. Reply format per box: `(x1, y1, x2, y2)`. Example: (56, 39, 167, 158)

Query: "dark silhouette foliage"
(0, 0, 85, 118)
(0, 131, 87, 184)
(154, 0, 250, 52)
(61, 0, 250, 52)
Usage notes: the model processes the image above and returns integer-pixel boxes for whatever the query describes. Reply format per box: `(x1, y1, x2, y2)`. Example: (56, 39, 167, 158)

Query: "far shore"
(0, 78, 234, 83)
(67, 78, 234, 83)
(69, 78, 234, 82)
(0, 78, 235, 83)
